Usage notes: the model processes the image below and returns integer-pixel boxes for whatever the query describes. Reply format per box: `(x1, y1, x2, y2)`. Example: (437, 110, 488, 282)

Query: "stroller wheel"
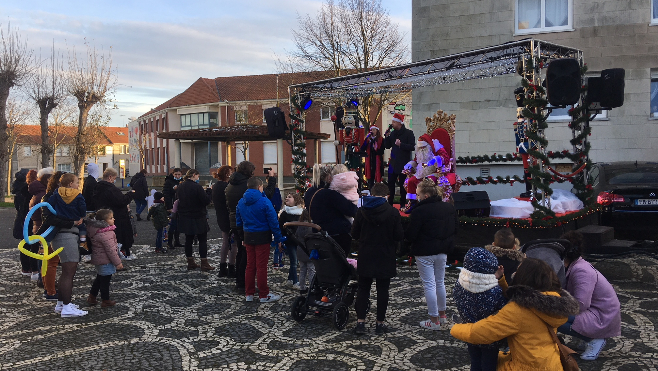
(333, 302, 350, 330)
(291, 296, 308, 322)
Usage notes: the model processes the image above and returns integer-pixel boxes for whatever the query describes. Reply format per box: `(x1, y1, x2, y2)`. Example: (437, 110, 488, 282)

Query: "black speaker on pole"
(452, 191, 491, 217)
(546, 58, 581, 107)
(600, 68, 625, 108)
(264, 107, 288, 139)
(586, 76, 603, 107)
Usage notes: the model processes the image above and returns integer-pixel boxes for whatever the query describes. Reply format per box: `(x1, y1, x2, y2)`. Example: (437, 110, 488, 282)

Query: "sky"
(1, 0, 412, 127)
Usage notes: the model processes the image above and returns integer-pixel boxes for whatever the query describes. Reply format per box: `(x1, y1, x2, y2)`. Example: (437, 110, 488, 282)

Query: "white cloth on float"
(490, 189, 584, 219)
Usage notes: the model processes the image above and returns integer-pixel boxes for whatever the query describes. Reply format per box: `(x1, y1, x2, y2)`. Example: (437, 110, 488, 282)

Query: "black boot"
(174, 233, 183, 248)
(218, 263, 228, 277)
(168, 231, 175, 249)
(136, 214, 142, 221)
(227, 264, 236, 278)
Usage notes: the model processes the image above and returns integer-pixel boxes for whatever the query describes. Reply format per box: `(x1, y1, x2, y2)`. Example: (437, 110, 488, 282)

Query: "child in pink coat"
(329, 164, 360, 205)
(86, 209, 123, 308)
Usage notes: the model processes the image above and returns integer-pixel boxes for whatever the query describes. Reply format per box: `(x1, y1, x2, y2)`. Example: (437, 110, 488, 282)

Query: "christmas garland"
(456, 150, 581, 165)
(289, 95, 312, 193)
(461, 175, 570, 186)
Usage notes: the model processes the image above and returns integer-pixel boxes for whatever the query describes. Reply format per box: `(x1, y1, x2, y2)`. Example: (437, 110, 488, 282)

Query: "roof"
(13, 125, 129, 146)
(157, 125, 330, 142)
(139, 71, 335, 119)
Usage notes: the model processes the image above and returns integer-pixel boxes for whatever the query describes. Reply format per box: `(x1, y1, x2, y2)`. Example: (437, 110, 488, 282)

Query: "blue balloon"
(23, 202, 57, 244)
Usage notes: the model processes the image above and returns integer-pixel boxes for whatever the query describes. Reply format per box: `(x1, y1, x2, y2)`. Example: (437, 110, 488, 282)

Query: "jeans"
(355, 276, 390, 322)
(90, 274, 113, 300)
(416, 253, 447, 317)
(135, 198, 147, 216)
(387, 172, 407, 205)
(273, 243, 284, 266)
(467, 344, 499, 371)
(245, 243, 270, 298)
(286, 244, 298, 284)
(220, 231, 237, 264)
(299, 260, 315, 290)
(184, 233, 208, 258)
(155, 228, 163, 250)
(557, 315, 592, 342)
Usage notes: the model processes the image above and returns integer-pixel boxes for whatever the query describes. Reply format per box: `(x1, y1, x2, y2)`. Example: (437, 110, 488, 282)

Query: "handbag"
(545, 323, 580, 371)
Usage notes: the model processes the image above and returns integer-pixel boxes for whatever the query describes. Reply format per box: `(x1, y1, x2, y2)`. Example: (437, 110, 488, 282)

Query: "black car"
(591, 161, 658, 237)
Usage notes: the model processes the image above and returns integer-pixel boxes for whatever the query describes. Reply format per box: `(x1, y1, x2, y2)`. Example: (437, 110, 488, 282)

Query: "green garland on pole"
(289, 95, 311, 193)
(456, 150, 578, 165)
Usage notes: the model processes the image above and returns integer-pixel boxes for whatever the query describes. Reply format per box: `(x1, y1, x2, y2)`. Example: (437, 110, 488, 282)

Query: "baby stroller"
(283, 221, 366, 330)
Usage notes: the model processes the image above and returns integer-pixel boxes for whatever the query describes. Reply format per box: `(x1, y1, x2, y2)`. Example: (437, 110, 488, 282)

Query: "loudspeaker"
(546, 58, 581, 107)
(452, 191, 491, 217)
(264, 107, 288, 139)
(586, 76, 603, 107)
(600, 68, 625, 108)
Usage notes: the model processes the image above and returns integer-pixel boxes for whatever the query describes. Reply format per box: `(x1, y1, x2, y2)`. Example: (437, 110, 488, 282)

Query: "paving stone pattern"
(1, 208, 658, 370)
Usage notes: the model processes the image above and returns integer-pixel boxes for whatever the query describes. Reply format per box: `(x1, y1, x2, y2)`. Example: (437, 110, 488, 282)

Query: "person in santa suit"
(360, 125, 385, 189)
(401, 134, 450, 213)
(384, 113, 415, 206)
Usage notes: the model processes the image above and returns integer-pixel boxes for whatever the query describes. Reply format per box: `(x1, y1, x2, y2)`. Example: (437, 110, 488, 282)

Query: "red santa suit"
(403, 134, 450, 200)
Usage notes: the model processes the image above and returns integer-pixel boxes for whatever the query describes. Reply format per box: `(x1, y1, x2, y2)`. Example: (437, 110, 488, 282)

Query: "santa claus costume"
(402, 134, 450, 212)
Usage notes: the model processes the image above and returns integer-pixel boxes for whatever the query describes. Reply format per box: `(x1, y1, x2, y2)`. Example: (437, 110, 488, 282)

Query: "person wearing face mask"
(176, 169, 213, 271)
(92, 168, 137, 260)
(163, 168, 183, 247)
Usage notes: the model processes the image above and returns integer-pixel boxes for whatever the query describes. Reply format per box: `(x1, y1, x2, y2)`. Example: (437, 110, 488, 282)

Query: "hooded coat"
(12, 171, 30, 239)
(451, 285, 580, 371)
(86, 218, 122, 267)
(405, 195, 457, 257)
(211, 180, 230, 233)
(162, 174, 181, 210)
(453, 248, 508, 349)
(92, 180, 135, 247)
(278, 205, 303, 249)
(225, 172, 276, 229)
(130, 172, 149, 200)
(83, 163, 100, 211)
(351, 196, 403, 278)
(485, 245, 526, 283)
(565, 257, 621, 339)
(236, 188, 283, 245)
(47, 188, 86, 221)
(307, 187, 357, 236)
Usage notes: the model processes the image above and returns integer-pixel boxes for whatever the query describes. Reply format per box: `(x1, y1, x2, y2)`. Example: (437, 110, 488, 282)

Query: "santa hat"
(392, 113, 405, 123)
(418, 134, 444, 155)
(369, 125, 379, 131)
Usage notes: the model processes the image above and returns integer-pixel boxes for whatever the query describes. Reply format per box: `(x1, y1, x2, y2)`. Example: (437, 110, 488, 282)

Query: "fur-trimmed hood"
(485, 244, 525, 262)
(507, 285, 580, 327)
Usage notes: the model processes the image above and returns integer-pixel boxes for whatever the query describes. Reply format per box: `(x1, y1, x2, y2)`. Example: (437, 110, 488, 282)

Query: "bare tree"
(5, 98, 29, 193)
(48, 100, 76, 168)
(0, 25, 31, 196)
(26, 44, 66, 167)
(289, 0, 408, 127)
(67, 41, 117, 178)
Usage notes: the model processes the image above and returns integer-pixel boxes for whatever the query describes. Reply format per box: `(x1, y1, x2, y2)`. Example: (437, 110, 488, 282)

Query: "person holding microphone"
(383, 113, 415, 206)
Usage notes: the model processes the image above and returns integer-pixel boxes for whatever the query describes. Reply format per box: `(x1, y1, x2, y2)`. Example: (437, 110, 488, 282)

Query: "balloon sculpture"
(18, 202, 63, 277)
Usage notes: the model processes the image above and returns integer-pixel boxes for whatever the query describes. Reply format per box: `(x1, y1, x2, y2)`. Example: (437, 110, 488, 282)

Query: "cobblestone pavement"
(1, 208, 658, 370)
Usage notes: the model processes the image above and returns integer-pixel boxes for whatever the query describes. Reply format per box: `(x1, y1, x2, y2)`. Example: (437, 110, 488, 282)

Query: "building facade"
(413, 0, 658, 199)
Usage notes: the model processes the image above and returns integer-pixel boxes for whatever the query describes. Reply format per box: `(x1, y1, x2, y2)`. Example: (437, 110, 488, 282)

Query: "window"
(180, 112, 219, 130)
(650, 72, 658, 117)
(120, 145, 128, 154)
(516, 0, 572, 34)
(105, 146, 113, 155)
(57, 163, 71, 173)
(235, 110, 248, 125)
(23, 146, 32, 157)
(263, 142, 277, 164)
(55, 145, 70, 157)
(320, 141, 337, 164)
(321, 106, 333, 120)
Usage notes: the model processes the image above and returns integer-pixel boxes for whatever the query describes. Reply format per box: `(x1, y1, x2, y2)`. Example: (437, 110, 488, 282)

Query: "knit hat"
(463, 247, 499, 274)
(392, 113, 405, 123)
(154, 191, 164, 200)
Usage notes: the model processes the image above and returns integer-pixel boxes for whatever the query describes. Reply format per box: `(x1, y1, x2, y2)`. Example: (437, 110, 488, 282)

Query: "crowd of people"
(12, 151, 621, 369)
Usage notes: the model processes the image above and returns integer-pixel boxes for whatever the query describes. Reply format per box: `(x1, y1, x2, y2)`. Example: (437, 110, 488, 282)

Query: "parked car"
(591, 161, 658, 238)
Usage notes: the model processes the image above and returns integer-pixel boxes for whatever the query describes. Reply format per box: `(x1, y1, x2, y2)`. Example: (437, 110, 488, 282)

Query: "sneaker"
(54, 302, 64, 314)
(353, 322, 366, 335)
(21, 270, 32, 276)
(81, 255, 92, 263)
(580, 338, 606, 361)
(245, 295, 254, 302)
(419, 319, 443, 330)
(31, 272, 39, 282)
(375, 323, 389, 335)
(61, 303, 88, 318)
(292, 283, 301, 290)
(260, 293, 281, 303)
(124, 254, 136, 261)
(118, 250, 127, 260)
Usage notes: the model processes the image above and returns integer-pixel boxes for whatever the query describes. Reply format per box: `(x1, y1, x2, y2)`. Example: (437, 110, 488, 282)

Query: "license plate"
(636, 199, 658, 206)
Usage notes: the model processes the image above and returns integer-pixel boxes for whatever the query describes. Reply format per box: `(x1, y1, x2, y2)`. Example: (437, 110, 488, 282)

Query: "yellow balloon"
(17, 235, 64, 277)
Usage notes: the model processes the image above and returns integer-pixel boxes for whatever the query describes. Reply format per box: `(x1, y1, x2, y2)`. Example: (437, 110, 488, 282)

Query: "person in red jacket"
(86, 209, 124, 308)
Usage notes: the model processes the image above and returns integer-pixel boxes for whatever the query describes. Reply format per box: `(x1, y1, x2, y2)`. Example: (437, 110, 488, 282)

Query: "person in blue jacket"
(236, 177, 283, 303)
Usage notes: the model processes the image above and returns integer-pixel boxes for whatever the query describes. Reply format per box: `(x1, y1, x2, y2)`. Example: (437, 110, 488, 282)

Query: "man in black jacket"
(130, 169, 149, 220)
(225, 161, 276, 293)
(163, 168, 183, 246)
(383, 113, 415, 205)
